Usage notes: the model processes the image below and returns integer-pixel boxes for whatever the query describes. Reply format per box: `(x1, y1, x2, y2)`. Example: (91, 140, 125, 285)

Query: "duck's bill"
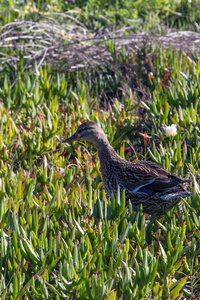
(62, 134, 80, 143)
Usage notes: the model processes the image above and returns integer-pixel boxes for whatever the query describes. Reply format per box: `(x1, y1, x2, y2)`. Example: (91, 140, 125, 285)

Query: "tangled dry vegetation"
(1, 14, 200, 75)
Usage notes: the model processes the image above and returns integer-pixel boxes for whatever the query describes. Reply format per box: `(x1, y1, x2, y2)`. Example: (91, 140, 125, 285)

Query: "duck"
(62, 121, 191, 215)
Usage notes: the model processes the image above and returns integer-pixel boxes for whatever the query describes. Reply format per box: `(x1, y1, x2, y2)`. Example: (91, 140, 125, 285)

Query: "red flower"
(138, 132, 151, 145)
(144, 132, 147, 145)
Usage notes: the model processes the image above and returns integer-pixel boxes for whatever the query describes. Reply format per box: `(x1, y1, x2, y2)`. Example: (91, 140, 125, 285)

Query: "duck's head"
(62, 121, 108, 147)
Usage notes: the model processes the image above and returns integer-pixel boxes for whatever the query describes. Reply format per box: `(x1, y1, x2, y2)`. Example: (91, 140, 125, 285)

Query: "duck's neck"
(94, 138, 123, 174)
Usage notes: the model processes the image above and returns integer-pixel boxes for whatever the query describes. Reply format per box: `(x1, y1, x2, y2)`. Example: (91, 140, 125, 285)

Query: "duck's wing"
(117, 161, 188, 194)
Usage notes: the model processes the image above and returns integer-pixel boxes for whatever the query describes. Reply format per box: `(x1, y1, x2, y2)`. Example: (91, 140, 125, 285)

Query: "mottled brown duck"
(62, 121, 191, 215)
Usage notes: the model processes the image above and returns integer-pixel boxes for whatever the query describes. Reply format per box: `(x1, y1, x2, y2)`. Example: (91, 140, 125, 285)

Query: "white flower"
(164, 124, 177, 137)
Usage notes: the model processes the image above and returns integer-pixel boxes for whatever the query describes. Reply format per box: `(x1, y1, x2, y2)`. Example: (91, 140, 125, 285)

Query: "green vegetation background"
(0, 0, 200, 299)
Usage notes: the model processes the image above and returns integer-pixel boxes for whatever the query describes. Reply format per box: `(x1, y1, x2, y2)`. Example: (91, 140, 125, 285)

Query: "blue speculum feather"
(139, 188, 155, 195)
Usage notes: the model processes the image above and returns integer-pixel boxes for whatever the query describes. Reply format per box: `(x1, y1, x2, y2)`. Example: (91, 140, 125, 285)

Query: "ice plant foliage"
(1, 55, 200, 299)
(0, 50, 200, 300)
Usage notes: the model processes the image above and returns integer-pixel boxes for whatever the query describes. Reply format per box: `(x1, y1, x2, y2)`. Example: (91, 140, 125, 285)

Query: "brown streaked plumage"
(62, 121, 191, 214)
